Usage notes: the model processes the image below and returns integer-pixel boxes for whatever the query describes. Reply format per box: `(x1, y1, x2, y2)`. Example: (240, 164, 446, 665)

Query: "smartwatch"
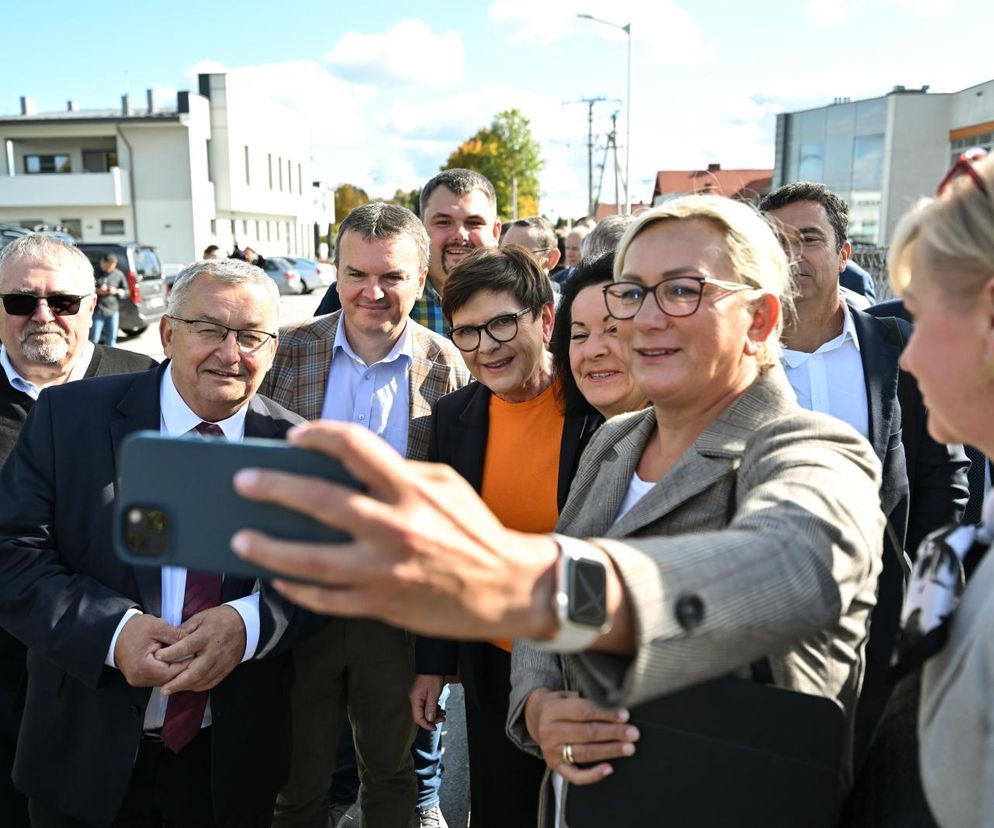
(530, 533, 611, 653)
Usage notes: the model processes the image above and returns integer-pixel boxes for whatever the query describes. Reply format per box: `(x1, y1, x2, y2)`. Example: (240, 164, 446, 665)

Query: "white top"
(782, 301, 869, 439)
(322, 321, 413, 457)
(0, 341, 95, 399)
(614, 472, 657, 523)
(105, 363, 261, 733)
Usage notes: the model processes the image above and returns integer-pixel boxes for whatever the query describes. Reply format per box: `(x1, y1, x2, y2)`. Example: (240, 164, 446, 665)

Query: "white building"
(772, 78, 994, 246)
(0, 72, 334, 266)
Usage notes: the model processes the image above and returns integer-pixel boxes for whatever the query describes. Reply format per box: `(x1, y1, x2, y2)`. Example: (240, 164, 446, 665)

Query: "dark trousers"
(0, 676, 29, 828)
(29, 728, 271, 828)
(464, 644, 545, 828)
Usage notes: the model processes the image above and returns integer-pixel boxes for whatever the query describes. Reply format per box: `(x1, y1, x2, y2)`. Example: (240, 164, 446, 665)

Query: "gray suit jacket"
(508, 368, 884, 798)
(259, 312, 469, 460)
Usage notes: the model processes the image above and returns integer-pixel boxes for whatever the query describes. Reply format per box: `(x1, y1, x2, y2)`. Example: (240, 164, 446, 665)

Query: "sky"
(2, 0, 991, 219)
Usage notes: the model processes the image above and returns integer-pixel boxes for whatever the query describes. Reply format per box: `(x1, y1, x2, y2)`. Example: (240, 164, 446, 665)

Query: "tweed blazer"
(508, 368, 885, 786)
(259, 312, 470, 460)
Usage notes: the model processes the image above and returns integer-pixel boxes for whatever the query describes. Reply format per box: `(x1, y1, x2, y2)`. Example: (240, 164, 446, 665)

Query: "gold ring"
(562, 743, 575, 765)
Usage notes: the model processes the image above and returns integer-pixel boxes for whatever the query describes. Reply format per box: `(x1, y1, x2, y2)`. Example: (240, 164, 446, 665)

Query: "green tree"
(389, 187, 421, 215)
(444, 109, 543, 220)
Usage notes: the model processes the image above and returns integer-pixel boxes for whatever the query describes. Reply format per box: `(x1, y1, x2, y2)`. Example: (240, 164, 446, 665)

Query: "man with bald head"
(500, 216, 561, 276)
(0, 234, 156, 825)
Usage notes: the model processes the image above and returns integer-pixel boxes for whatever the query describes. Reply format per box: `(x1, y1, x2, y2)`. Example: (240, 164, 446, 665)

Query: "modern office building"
(0, 72, 334, 265)
(772, 78, 994, 246)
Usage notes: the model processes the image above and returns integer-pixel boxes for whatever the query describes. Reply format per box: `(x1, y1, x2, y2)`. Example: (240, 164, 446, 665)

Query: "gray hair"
(167, 258, 280, 323)
(582, 214, 638, 260)
(334, 202, 429, 272)
(419, 168, 497, 216)
(0, 234, 94, 293)
(503, 216, 557, 251)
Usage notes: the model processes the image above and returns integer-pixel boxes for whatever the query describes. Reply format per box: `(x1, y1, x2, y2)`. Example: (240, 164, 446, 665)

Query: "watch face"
(568, 558, 607, 627)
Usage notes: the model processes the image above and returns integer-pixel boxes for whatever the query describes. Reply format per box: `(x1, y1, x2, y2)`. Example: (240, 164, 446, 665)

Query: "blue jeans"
(89, 311, 119, 346)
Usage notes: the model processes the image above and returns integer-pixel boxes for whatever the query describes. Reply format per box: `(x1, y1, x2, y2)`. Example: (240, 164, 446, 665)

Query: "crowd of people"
(0, 155, 990, 828)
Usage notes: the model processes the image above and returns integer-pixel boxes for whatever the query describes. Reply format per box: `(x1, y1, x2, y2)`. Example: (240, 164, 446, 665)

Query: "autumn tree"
(444, 109, 543, 220)
(389, 187, 421, 215)
(334, 183, 370, 224)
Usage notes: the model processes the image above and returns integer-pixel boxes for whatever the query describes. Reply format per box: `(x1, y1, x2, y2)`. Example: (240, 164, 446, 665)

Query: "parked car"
(261, 257, 304, 295)
(284, 257, 335, 293)
(76, 243, 167, 335)
(0, 224, 77, 250)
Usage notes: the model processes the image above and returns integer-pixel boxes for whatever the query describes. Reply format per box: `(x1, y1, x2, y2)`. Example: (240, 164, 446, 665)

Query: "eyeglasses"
(447, 308, 533, 352)
(166, 315, 276, 352)
(937, 148, 989, 198)
(603, 276, 755, 320)
(0, 293, 92, 316)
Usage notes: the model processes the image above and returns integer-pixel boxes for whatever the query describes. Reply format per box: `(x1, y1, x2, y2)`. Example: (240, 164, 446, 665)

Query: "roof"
(652, 166, 773, 203)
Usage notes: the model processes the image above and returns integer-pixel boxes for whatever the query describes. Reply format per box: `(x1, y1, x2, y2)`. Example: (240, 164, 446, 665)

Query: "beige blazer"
(919, 539, 994, 828)
(507, 368, 884, 821)
(259, 311, 470, 461)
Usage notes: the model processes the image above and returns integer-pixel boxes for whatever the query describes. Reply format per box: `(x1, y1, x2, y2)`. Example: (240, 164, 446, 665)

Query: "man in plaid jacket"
(263, 203, 469, 828)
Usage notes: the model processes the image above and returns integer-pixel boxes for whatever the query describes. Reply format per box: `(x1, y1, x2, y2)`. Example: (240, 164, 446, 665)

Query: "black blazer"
(415, 381, 601, 690)
(0, 346, 158, 688)
(0, 366, 314, 827)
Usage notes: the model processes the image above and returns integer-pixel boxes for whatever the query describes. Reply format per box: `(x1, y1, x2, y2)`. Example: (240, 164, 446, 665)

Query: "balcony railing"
(0, 167, 130, 207)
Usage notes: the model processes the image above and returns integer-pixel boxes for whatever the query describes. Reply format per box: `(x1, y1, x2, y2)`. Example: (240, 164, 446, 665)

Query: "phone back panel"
(114, 431, 359, 581)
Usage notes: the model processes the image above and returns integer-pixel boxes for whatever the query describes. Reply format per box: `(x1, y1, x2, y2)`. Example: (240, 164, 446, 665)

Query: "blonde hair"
(613, 195, 793, 369)
(890, 154, 994, 297)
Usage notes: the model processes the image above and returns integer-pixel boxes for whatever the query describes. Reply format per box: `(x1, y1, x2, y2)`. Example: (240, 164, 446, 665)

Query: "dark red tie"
(161, 422, 225, 753)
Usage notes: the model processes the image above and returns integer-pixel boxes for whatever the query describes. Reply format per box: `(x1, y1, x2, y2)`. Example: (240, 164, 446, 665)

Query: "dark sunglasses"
(937, 148, 989, 198)
(0, 293, 92, 316)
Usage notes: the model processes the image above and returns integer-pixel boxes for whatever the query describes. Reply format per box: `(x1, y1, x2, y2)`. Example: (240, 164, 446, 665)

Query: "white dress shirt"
(322, 321, 413, 457)
(782, 301, 869, 439)
(0, 341, 95, 400)
(105, 363, 261, 732)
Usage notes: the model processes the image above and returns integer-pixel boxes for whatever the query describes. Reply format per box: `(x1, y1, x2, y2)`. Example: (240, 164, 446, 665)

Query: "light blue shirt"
(782, 301, 869, 440)
(322, 321, 413, 457)
(0, 341, 94, 399)
(105, 364, 261, 733)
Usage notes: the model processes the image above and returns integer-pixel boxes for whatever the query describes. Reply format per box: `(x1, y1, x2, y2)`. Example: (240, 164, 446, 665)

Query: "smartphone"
(114, 430, 362, 580)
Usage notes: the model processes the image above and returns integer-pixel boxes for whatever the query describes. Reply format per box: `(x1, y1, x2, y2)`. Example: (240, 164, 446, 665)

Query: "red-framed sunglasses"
(936, 147, 989, 198)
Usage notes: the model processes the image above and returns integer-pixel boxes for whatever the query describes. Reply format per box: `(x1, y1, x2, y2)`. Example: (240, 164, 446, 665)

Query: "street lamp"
(577, 13, 632, 215)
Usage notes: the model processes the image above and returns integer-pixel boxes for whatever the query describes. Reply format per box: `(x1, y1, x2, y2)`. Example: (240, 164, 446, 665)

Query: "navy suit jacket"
(415, 381, 601, 694)
(0, 366, 314, 826)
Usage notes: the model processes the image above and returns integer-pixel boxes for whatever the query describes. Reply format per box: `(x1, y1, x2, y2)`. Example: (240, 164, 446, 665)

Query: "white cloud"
(808, 0, 970, 27)
(806, 0, 853, 28)
(325, 19, 464, 89)
(487, 1, 718, 65)
(187, 59, 374, 148)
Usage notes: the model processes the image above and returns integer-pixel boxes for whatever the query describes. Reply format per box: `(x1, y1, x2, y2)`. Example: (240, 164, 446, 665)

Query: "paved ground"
(117, 291, 473, 828)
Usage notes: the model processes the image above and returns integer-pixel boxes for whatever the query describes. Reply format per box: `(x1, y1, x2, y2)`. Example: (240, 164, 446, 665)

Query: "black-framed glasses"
(937, 148, 989, 198)
(447, 307, 533, 352)
(0, 293, 92, 317)
(166, 315, 276, 353)
(603, 276, 755, 320)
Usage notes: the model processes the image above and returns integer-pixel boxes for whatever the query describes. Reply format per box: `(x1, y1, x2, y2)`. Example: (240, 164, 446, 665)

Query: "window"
(278, 156, 284, 192)
(210, 219, 217, 235)
(101, 219, 125, 235)
(82, 150, 118, 173)
(298, 163, 303, 195)
(244, 146, 251, 186)
(287, 159, 292, 193)
(24, 154, 71, 174)
(797, 143, 823, 181)
(60, 218, 82, 238)
(851, 134, 884, 190)
(268, 153, 273, 190)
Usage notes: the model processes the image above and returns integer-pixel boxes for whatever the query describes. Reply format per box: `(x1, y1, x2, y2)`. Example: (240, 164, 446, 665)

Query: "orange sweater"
(481, 382, 564, 650)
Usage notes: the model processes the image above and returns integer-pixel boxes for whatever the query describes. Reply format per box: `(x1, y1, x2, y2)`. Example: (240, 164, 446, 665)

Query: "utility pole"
(564, 97, 618, 216)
